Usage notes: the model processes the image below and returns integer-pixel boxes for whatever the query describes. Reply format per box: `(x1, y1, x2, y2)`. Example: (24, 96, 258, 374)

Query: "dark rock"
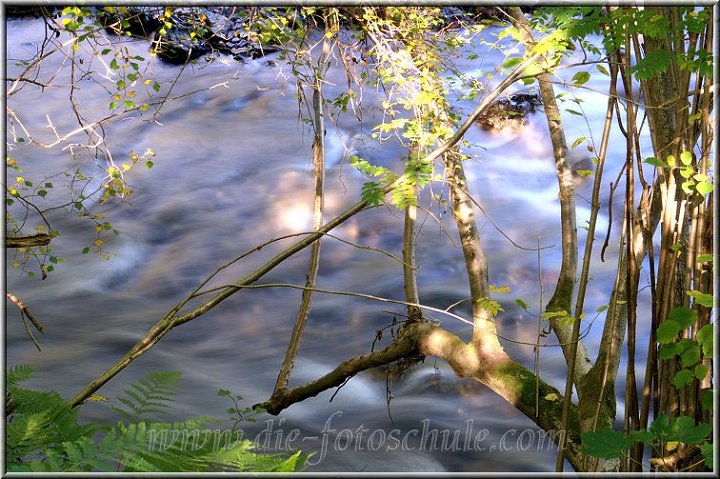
(151, 10, 214, 64)
(4, 6, 56, 18)
(476, 91, 543, 133)
(97, 6, 163, 37)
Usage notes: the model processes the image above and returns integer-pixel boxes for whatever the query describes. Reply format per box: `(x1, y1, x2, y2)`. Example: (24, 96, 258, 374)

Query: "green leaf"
(649, 413, 673, 440)
(571, 136, 587, 149)
(489, 284, 511, 294)
(643, 157, 667, 168)
(688, 288, 713, 308)
(679, 150, 693, 165)
(666, 154, 676, 167)
(502, 56, 523, 68)
(668, 306, 697, 329)
(658, 342, 681, 360)
(82, 247, 90, 254)
(595, 64, 609, 76)
(571, 71, 591, 86)
(515, 299, 529, 312)
(679, 166, 694, 179)
(360, 181, 384, 207)
(700, 389, 713, 411)
(629, 429, 654, 444)
(581, 428, 632, 458)
(672, 416, 711, 445)
(694, 363, 708, 381)
(695, 180, 713, 195)
(656, 320, 681, 344)
(696, 253, 713, 263)
(542, 310, 568, 320)
(565, 108, 583, 116)
(695, 324, 714, 357)
(680, 343, 700, 367)
(699, 442, 713, 469)
(673, 369, 694, 388)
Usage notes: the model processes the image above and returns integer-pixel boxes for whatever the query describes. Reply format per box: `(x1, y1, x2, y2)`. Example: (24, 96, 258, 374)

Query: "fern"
(111, 370, 181, 423)
(7, 363, 35, 387)
(5, 367, 307, 472)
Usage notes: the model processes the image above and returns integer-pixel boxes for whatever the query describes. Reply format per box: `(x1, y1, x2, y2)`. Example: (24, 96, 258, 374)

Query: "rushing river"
(5, 16, 654, 472)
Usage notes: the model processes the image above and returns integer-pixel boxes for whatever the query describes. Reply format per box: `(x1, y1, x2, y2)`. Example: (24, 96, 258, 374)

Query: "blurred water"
(5, 18, 654, 472)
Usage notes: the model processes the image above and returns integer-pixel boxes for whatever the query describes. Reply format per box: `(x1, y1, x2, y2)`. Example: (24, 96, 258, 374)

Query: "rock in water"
(476, 91, 543, 133)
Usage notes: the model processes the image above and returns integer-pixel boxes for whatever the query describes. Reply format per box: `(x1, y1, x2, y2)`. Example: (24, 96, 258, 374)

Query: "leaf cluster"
(581, 413, 713, 467)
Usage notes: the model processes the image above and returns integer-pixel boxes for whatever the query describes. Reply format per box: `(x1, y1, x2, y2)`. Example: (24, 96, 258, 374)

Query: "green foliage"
(582, 413, 712, 462)
(6, 367, 306, 472)
(581, 428, 632, 459)
(477, 297, 504, 317)
(643, 151, 714, 197)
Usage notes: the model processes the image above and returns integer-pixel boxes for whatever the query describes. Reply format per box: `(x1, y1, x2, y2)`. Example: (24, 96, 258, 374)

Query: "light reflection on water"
(5, 18, 652, 472)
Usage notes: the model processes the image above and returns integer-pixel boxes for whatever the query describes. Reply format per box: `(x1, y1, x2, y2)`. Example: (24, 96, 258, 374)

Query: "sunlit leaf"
(695, 180, 713, 195)
(687, 290, 713, 308)
(680, 150, 693, 165)
(571, 71, 591, 86)
(695, 324, 714, 357)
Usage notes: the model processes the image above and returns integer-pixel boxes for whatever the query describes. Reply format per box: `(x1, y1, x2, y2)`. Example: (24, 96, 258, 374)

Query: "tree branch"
(5, 233, 52, 248)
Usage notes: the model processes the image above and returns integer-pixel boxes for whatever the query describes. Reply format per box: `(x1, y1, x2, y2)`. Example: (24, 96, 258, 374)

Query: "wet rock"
(475, 91, 543, 133)
(151, 10, 215, 64)
(97, 6, 163, 37)
(213, 9, 283, 61)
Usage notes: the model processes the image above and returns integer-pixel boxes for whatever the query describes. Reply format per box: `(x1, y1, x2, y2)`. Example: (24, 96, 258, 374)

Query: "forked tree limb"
(508, 7, 590, 386)
(257, 320, 615, 472)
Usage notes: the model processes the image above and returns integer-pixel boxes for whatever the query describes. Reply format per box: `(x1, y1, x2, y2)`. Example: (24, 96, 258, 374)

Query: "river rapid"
(5, 15, 654, 472)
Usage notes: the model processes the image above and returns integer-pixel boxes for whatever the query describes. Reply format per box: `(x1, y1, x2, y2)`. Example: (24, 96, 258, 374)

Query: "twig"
(6, 292, 45, 351)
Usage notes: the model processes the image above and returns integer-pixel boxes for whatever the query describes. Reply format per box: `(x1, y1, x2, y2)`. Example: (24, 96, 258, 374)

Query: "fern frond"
(7, 364, 35, 387)
(111, 371, 181, 423)
(6, 368, 307, 472)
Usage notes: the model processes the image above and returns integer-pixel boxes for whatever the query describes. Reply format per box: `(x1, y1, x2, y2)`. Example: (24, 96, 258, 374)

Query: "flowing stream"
(5, 17, 654, 472)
